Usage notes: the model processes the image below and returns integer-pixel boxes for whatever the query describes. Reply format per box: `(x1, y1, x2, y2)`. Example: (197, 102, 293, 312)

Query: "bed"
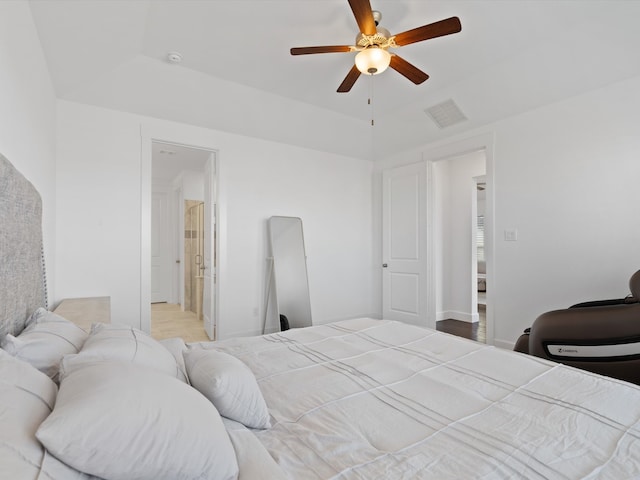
(3, 152, 640, 480)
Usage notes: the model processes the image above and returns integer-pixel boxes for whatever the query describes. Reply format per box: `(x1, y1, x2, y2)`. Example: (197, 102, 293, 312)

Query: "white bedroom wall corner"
(424, 155, 437, 330)
(213, 150, 228, 340)
(490, 75, 640, 346)
(430, 159, 449, 323)
(202, 152, 218, 340)
(57, 102, 144, 326)
(368, 164, 381, 321)
(140, 122, 151, 332)
(1, 2, 58, 304)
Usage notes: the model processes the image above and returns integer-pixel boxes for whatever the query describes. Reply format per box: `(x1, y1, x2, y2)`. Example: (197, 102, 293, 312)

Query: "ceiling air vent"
(425, 99, 467, 129)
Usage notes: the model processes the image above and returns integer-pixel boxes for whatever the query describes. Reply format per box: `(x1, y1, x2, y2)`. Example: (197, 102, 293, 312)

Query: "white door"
(202, 154, 216, 340)
(382, 162, 428, 326)
(151, 190, 170, 303)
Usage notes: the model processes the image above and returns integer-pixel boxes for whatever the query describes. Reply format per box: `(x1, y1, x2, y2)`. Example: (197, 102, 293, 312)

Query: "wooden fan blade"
(348, 0, 376, 36)
(394, 17, 461, 46)
(337, 65, 361, 93)
(290, 46, 352, 55)
(390, 55, 429, 84)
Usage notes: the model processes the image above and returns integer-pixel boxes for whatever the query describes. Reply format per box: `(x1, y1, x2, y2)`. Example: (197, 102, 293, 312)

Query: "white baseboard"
(436, 310, 479, 323)
(494, 338, 516, 350)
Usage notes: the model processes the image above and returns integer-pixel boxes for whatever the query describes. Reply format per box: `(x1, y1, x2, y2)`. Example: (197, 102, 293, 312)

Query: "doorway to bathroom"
(150, 141, 217, 342)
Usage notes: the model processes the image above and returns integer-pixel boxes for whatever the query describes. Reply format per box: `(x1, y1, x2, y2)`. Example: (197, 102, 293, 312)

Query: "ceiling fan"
(290, 0, 461, 93)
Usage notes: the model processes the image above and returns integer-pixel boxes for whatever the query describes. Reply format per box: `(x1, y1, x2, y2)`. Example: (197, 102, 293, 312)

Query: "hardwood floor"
(151, 303, 486, 344)
(151, 303, 211, 343)
(436, 304, 486, 343)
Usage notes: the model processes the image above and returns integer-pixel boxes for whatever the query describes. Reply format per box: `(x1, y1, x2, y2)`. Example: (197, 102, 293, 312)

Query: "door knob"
(382, 264, 388, 268)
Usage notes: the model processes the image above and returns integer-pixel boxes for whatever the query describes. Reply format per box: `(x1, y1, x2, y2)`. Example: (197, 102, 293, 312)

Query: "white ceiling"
(29, 0, 640, 160)
(151, 141, 209, 182)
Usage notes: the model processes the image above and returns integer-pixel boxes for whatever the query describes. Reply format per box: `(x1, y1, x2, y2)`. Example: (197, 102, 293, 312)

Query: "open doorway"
(432, 150, 487, 343)
(150, 141, 217, 342)
(475, 176, 487, 310)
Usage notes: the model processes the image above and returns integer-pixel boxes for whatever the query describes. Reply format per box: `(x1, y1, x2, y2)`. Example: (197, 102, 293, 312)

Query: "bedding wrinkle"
(254, 327, 440, 384)
(580, 421, 640, 479)
(518, 377, 640, 434)
(130, 327, 140, 362)
(464, 366, 640, 479)
(10, 329, 83, 351)
(256, 428, 329, 479)
(13, 384, 56, 411)
(462, 367, 608, 475)
(363, 369, 564, 479)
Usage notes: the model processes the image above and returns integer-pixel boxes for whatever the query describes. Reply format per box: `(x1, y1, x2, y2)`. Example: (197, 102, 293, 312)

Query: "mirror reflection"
(268, 216, 312, 329)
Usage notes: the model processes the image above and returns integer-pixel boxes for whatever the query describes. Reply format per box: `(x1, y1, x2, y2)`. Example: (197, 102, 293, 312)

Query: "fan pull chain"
(369, 74, 375, 127)
(368, 75, 376, 160)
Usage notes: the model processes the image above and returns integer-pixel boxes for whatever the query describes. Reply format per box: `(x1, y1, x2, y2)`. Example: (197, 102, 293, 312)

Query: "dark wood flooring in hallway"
(436, 304, 486, 343)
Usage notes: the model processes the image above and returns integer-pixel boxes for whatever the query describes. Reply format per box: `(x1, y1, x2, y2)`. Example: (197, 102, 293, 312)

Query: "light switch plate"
(504, 228, 518, 241)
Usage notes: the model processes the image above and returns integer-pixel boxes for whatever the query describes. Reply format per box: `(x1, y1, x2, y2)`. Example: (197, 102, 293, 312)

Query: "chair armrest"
(529, 304, 640, 384)
(570, 297, 635, 308)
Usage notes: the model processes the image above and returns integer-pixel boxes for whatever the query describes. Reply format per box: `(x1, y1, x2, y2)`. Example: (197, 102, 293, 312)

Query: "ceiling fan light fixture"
(355, 47, 391, 75)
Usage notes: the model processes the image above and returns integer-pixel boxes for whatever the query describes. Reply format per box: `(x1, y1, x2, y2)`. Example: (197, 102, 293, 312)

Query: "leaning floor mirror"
(268, 216, 312, 330)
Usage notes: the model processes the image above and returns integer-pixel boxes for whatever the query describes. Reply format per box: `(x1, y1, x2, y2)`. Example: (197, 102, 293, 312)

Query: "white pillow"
(59, 323, 185, 382)
(36, 362, 239, 480)
(0, 307, 87, 380)
(0, 350, 93, 480)
(184, 348, 271, 429)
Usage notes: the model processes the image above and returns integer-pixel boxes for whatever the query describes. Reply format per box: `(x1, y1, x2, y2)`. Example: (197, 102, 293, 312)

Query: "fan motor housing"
(355, 26, 391, 48)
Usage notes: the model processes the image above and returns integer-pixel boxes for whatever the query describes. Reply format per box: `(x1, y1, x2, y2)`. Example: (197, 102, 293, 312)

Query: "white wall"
(56, 100, 374, 338)
(377, 74, 640, 347)
(490, 75, 640, 346)
(0, 1, 57, 302)
(178, 171, 204, 202)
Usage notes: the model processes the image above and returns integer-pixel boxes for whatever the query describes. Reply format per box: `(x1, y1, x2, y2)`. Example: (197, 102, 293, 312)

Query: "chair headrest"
(630, 270, 640, 301)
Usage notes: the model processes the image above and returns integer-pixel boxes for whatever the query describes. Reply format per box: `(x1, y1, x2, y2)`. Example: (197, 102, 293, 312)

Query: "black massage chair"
(514, 269, 640, 384)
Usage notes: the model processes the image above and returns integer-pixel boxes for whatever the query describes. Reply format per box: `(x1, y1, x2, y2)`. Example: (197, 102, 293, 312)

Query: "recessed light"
(166, 52, 183, 64)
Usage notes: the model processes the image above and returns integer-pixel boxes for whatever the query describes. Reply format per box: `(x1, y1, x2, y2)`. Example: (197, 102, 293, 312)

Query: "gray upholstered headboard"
(0, 153, 47, 341)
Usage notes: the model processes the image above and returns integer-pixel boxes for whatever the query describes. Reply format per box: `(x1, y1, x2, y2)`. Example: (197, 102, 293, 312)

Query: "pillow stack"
(37, 362, 238, 480)
(36, 322, 239, 480)
(58, 322, 188, 383)
(1, 311, 279, 480)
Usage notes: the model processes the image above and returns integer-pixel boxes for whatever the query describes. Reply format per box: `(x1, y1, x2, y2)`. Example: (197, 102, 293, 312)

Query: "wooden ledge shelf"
(54, 296, 111, 332)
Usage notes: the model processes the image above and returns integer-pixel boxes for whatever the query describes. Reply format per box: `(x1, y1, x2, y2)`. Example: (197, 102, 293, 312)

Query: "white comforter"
(211, 318, 640, 479)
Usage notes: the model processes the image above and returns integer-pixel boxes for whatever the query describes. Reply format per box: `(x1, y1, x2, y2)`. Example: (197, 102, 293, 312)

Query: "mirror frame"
(268, 216, 312, 329)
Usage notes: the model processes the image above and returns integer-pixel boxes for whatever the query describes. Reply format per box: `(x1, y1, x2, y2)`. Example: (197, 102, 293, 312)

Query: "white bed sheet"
(205, 318, 640, 479)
